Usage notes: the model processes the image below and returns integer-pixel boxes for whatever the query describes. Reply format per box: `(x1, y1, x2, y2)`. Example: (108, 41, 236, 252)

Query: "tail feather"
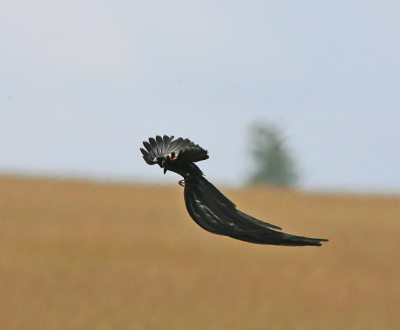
(184, 176, 328, 246)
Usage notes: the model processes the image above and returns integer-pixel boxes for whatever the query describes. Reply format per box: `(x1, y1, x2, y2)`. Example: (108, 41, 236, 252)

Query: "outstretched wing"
(184, 176, 328, 246)
(140, 135, 209, 165)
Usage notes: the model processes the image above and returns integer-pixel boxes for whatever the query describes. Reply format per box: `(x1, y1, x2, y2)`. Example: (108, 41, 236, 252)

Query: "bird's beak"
(164, 168, 168, 174)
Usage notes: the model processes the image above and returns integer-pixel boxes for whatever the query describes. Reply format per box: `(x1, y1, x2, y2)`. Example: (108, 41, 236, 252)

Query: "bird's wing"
(140, 135, 209, 165)
(184, 176, 328, 246)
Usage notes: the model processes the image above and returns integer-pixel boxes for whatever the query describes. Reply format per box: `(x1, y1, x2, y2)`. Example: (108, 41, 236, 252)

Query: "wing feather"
(140, 135, 209, 165)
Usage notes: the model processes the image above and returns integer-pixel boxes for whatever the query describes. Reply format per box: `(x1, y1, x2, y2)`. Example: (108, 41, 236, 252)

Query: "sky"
(1, 1, 400, 192)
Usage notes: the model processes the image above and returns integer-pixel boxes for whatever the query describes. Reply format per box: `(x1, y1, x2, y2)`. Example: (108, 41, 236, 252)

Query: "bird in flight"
(140, 135, 328, 246)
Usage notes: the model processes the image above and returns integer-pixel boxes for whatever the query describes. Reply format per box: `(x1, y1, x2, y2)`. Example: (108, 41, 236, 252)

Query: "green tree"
(248, 122, 299, 187)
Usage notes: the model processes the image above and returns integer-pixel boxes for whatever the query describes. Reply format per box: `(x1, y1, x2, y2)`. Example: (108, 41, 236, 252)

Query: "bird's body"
(140, 135, 328, 246)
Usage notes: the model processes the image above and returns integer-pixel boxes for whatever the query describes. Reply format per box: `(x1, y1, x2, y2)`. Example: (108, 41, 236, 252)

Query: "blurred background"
(1, 2, 400, 329)
(1, 1, 400, 192)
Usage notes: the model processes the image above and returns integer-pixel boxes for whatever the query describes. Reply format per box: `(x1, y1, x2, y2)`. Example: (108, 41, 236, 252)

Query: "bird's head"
(156, 152, 177, 174)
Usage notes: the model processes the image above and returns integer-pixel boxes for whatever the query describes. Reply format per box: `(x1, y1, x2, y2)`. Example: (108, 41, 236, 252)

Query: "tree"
(248, 122, 299, 187)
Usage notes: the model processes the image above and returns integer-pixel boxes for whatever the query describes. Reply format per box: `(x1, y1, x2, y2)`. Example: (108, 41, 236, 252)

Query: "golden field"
(0, 175, 399, 329)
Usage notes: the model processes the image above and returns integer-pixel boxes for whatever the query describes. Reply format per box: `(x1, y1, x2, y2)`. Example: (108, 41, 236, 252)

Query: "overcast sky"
(1, 1, 399, 192)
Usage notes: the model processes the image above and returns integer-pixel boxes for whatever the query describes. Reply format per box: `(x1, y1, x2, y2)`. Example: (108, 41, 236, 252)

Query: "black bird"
(140, 135, 328, 246)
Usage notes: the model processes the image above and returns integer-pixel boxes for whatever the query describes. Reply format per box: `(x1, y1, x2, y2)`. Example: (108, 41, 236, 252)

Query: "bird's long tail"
(183, 176, 328, 246)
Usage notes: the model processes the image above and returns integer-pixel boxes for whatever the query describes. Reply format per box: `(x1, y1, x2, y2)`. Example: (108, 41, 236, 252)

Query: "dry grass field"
(0, 175, 399, 329)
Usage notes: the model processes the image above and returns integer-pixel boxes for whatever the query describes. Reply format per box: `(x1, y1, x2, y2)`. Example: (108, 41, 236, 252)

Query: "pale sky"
(1, 1, 399, 192)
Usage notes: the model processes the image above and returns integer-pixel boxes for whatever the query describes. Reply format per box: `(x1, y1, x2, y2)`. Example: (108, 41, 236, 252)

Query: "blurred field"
(0, 175, 399, 329)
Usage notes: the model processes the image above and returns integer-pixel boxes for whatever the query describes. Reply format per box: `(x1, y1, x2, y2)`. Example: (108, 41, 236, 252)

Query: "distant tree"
(248, 122, 299, 187)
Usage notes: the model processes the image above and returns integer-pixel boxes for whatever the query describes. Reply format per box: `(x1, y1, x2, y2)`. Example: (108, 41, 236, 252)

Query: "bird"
(140, 135, 328, 246)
